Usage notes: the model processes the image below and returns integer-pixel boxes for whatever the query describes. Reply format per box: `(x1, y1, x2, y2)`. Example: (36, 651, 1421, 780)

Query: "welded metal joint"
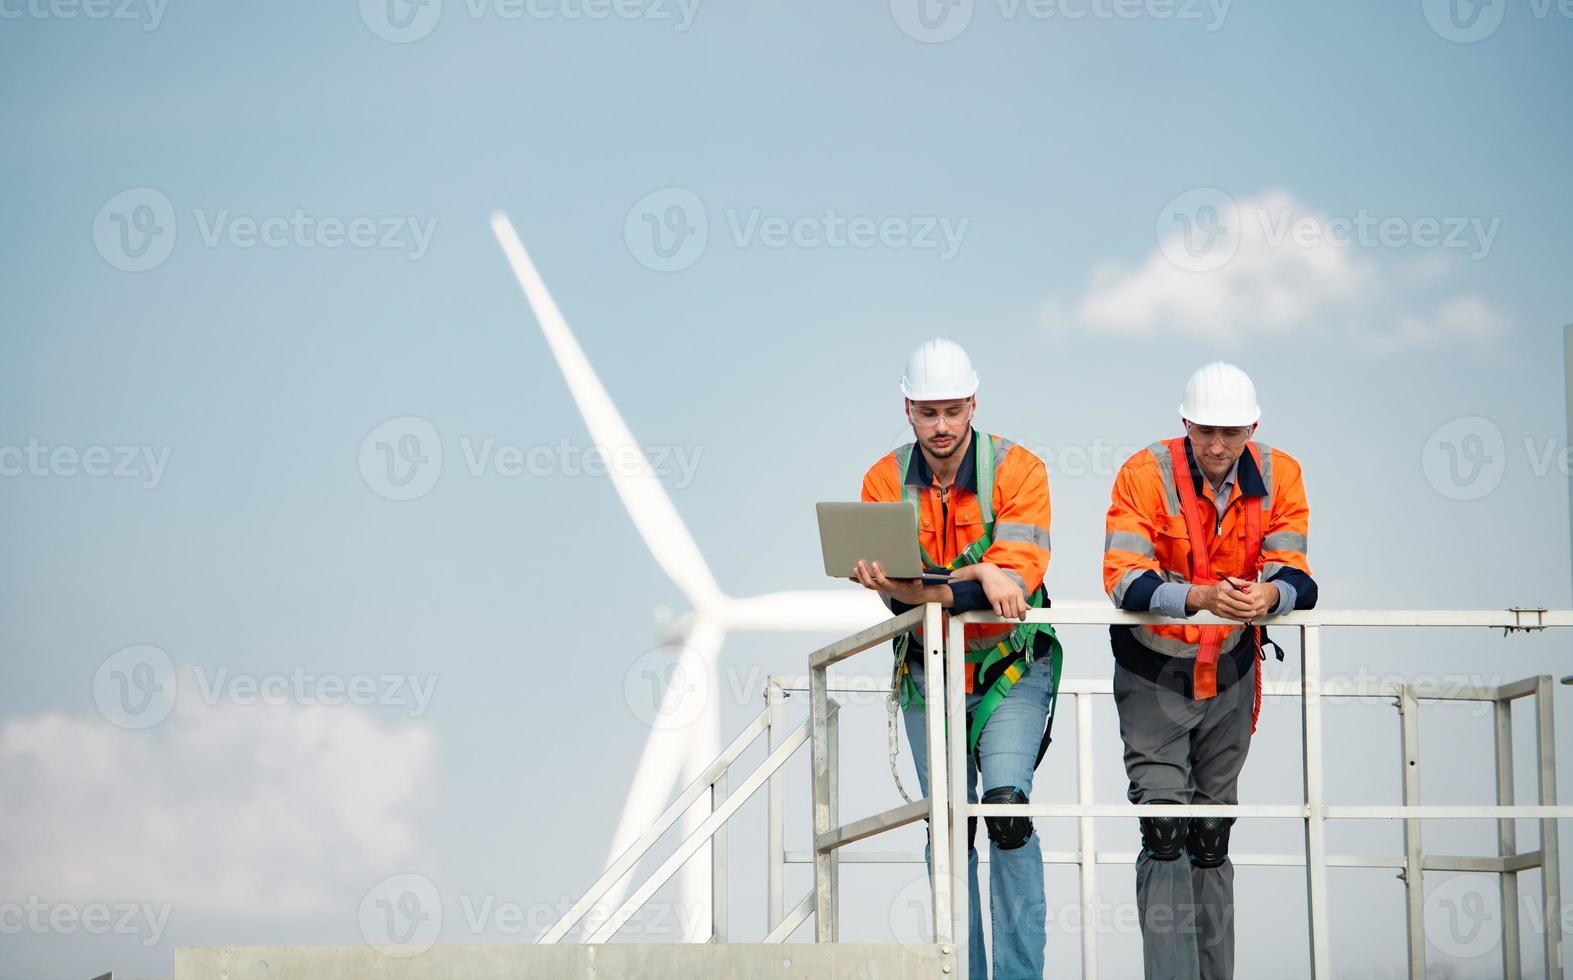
(1505, 607, 1549, 634)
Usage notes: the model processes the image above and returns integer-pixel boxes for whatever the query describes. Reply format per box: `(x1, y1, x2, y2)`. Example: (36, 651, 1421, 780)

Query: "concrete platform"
(175, 943, 955, 979)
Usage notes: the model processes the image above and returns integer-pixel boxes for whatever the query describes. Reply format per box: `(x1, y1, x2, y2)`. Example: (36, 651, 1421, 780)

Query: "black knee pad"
(1186, 816, 1234, 868)
(982, 786, 1033, 850)
(1139, 809, 1188, 862)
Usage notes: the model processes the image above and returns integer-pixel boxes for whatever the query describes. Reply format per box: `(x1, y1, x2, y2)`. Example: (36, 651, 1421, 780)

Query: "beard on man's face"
(920, 429, 964, 458)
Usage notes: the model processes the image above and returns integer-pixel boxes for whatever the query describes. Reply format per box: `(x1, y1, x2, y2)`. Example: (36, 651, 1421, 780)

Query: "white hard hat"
(899, 338, 978, 401)
(1179, 362, 1261, 426)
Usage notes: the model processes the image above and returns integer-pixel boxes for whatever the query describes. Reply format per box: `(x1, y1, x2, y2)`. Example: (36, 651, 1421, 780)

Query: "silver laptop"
(816, 502, 951, 583)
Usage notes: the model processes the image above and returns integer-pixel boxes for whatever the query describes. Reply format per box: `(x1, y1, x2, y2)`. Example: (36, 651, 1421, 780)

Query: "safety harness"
(1166, 438, 1273, 731)
(888, 433, 1064, 763)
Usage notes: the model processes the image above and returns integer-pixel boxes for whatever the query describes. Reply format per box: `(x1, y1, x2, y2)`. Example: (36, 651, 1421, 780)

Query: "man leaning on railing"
(1102, 362, 1319, 980)
(851, 338, 1062, 980)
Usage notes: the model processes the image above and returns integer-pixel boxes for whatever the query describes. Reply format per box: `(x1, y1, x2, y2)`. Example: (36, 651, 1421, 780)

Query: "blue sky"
(2, 1, 1572, 977)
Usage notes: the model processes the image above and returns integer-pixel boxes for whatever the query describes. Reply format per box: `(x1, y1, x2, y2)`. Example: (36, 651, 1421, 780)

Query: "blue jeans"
(902, 653, 1053, 980)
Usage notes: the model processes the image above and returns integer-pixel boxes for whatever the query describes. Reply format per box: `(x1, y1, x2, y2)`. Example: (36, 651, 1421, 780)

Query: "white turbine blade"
(491, 212, 722, 612)
(593, 617, 724, 936)
(720, 590, 889, 633)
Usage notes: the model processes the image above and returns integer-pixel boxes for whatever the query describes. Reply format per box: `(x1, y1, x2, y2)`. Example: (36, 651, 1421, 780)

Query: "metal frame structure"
(533, 605, 1570, 978)
(806, 606, 1572, 979)
(535, 606, 925, 949)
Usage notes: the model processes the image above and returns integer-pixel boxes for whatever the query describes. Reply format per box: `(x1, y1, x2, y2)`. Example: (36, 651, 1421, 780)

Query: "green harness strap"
(897, 590, 1060, 754)
(900, 430, 996, 571)
(969, 626, 1063, 759)
(890, 432, 1061, 757)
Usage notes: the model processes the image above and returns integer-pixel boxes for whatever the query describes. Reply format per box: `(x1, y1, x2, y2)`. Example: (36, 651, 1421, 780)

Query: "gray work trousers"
(1113, 659, 1256, 980)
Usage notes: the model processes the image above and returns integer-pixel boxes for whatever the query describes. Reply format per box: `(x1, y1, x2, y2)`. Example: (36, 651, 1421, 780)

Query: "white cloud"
(1051, 190, 1511, 350)
(0, 702, 434, 915)
(1393, 294, 1512, 347)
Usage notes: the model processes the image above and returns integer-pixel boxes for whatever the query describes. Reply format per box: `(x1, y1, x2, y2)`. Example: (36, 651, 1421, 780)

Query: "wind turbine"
(490, 213, 887, 942)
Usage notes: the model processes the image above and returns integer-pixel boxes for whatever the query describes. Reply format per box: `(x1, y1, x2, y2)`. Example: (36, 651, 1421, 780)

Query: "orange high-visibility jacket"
(1103, 438, 1316, 696)
(862, 429, 1052, 683)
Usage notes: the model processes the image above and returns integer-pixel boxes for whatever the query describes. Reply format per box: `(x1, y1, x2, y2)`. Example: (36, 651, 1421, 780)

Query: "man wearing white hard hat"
(1102, 363, 1317, 979)
(854, 338, 1062, 979)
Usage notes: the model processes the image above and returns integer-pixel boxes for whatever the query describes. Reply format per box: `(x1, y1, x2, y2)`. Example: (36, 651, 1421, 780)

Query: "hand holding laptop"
(848, 559, 933, 605)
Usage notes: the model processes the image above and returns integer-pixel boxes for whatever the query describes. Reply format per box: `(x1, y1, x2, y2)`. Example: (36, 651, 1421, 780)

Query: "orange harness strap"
(1166, 439, 1263, 704)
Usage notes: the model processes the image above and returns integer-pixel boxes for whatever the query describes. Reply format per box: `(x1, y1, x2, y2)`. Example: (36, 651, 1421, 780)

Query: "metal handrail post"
(1076, 692, 1098, 980)
(1398, 686, 1424, 979)
(710, 767, 728, 944)
(811, 647, 834, 942)
(1493, 690, 1523, 979)
(1302, 624, 1332, 977)
(946, 610, 970, 979)
(922, 601, 956, 954)
(828, 697, 841, 935)
(1535, 675, 1564, 980)
(767, 678, 786, 934)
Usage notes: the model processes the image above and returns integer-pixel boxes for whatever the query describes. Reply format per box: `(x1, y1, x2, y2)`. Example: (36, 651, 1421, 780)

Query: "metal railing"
(536, 606, 922, 947)
(807, 606, 1572, 979)
(541, 605, 1570, 977)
